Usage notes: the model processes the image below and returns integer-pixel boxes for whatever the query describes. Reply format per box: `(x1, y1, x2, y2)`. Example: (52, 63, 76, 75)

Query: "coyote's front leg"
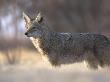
(85, 51, 100, 69)
(48, 51, 60, 66)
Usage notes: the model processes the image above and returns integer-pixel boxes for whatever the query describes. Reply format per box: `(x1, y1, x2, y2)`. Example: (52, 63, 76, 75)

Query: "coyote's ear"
(35, 12, 43, 23)
(23, 12, 31, 23)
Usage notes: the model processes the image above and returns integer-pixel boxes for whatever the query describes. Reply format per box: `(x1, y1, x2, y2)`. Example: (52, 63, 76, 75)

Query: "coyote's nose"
(25, 32, 28, 35)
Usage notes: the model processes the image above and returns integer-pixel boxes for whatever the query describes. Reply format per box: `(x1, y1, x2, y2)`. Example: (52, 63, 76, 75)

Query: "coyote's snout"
(23, 12, 110, 69)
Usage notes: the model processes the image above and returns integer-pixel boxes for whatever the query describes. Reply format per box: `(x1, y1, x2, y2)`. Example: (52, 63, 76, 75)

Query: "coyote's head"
(23, 12, 48, 38)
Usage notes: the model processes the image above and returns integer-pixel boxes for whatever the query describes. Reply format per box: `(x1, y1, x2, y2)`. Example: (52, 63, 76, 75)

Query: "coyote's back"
(23, 12, 110, 69)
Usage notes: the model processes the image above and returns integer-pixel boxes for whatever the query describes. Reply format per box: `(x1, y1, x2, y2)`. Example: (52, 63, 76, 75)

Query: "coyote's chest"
(30, 37, 49, 62)
(30, 37, 44, 54)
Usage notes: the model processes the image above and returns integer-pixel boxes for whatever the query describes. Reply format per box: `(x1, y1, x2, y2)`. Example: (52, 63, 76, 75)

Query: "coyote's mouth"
(25, 32, 31, 37)
(25, 35, 30, 37)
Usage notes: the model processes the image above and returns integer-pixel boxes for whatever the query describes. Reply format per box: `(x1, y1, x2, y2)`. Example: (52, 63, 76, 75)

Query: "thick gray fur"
(23, 12, 110, 69)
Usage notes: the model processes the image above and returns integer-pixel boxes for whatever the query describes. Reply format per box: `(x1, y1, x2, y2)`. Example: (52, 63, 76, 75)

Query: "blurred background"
(0, 0, 110, 82)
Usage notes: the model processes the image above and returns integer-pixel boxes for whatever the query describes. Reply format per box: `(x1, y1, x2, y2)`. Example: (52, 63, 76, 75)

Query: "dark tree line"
(1, 0, 110, 33)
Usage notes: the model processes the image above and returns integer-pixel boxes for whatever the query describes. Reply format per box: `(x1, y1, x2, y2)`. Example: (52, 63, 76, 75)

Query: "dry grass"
(0, 48, 110, 82)
(0, 48, 41, 65)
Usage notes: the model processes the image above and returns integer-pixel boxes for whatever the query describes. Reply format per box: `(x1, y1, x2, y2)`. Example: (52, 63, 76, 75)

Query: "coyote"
(23, 12, 110, 69)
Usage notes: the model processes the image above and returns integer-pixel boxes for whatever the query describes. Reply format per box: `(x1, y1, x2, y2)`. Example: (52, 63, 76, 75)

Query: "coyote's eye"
(33, 27, 36, 29)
